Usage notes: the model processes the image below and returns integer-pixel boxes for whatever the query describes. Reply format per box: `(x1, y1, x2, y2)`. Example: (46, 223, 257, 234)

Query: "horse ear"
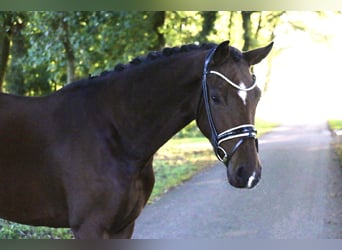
(243, 42, 274, 66)
(212, 40, 230, 65)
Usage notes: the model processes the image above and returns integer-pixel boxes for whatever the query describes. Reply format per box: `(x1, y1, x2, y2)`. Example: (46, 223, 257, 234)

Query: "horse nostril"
(235, 166, 259, 188)
(228, 165, 260, 189)
(236, 166, 245, 179)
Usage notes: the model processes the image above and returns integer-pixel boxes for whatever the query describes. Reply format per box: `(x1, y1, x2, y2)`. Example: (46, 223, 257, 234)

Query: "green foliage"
(0, 219, 73, 239)
(328, 120, 342, 130)
(3, 11, 170, 94)
(161, 11, 204, 45)
(328, 120, 342, 167)
(255, 118, 279, 136)
(174, 121, 202, 138)
(1, 11, 280, 95)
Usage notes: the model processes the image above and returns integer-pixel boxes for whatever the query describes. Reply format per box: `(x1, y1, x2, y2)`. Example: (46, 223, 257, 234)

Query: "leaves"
(1, 11, 281, 95)
(0, 219, 73, 239)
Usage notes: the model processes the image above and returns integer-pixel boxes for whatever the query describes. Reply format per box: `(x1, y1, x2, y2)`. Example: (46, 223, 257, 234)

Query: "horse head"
(197, 40, 273, 189)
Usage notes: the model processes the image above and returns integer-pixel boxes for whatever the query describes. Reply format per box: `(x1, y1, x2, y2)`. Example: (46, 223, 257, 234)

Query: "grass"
(328, 120, 342, 131)
(0, 119, 278, 239)
(255, 118, 279, 137)
(150, 137, 216, 203)
(328, 120, 342, 165)
(0, 220, 73, 239)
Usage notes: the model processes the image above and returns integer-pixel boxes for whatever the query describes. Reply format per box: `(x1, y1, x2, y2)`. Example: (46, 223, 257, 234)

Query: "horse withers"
(0, 40, 273, 238)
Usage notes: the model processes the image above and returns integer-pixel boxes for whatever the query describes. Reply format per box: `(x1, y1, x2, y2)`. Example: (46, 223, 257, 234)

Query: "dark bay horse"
(0, 40, 273, 239)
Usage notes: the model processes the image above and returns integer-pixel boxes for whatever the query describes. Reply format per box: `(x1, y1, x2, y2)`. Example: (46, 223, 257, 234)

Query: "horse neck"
(102, 50, 207, 162)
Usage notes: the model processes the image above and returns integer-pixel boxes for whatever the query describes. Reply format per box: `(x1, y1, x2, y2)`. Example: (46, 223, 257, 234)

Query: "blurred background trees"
(0, 11, 332, 96)
(0, 11, 284, 96)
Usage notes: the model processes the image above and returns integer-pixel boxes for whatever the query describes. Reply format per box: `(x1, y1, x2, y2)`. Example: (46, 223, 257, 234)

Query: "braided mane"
(89, 43, 217, 79)
(87, 42, 243, 81)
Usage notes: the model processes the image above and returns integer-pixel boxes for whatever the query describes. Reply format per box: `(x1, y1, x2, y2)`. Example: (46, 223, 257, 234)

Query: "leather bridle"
(200, 46, 259, 165)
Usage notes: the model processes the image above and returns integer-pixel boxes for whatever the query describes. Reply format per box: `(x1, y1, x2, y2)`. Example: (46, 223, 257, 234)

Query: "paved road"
(132, 121, 342, 239)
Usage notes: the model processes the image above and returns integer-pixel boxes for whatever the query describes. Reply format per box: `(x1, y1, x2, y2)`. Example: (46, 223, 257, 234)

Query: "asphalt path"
(133, 121, 342, 239)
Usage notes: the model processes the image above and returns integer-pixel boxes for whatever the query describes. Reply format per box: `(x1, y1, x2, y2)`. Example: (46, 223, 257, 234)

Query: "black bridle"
(201, 46, 259, 165)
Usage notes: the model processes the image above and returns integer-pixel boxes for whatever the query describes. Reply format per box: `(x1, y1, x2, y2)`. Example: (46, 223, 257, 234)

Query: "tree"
(161, 11, 203, 45)
(1, 11, 287, 96)
(5, 12, 27, 95)
(149, 11, 166, 51)
(23, 11, 168, 87)
(240, 11, 285, 51)
(197, 11, 217, 42)
(241, 11, 256, 51)
(59, 13, 76, 83)
(239, 11, 285, 92)
(0, 12, 13, 91)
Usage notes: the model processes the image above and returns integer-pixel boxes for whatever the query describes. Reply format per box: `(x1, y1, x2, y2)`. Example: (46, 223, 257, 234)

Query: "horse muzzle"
(214, 125, 258, 164)
(215, 126, 261, 189)
(226, 161, 262, 189)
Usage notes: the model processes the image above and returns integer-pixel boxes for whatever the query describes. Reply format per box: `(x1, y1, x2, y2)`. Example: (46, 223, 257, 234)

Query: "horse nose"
(233, 165, 261, 189)
(246, 171, 260, 189)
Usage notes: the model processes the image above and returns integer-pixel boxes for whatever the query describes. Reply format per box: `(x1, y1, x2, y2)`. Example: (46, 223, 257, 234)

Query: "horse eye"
(211, 95, 220, 104)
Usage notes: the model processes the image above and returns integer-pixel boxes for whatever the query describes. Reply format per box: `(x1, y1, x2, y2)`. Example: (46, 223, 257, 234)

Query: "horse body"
(0, 49, 205, 238)
(0, 86, 154, 237)
(0, 41, 272, 238)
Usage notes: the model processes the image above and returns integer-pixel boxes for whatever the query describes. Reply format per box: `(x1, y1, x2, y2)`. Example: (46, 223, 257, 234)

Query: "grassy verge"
(255, 118, 279, 137)
(0, 221, 73, 239)
(328, 120, 342, 165)
(328, 120, 342, 131)
(150, 137, 216, 203)
(0, 119, 278, 239)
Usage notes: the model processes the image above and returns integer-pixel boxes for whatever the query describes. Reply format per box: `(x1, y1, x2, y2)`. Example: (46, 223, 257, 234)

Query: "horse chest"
(65, 161, 155, 235)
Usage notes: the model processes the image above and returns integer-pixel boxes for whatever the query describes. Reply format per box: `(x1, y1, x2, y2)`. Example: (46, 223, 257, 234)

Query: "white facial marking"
(247, 172, 256, 188)
(238, 82, 247, 105)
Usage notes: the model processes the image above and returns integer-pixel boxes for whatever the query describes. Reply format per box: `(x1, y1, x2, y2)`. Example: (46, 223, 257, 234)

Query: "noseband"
(201, 46, 259, 165)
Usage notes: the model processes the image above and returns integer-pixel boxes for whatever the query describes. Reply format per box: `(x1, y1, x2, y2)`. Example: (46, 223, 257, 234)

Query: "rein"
(201, 47, 259, 165)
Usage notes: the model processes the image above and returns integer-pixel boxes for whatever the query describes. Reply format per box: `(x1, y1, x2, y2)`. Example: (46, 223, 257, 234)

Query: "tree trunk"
(150, 11, 166, 51)
(61, 15, 76, 84)
(0, 13, 13, 92)
(227, 12, 234, 40)
(198, 11, 217, 42)
(241, 11, 256, 51)
(5, 14, 27, 95)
